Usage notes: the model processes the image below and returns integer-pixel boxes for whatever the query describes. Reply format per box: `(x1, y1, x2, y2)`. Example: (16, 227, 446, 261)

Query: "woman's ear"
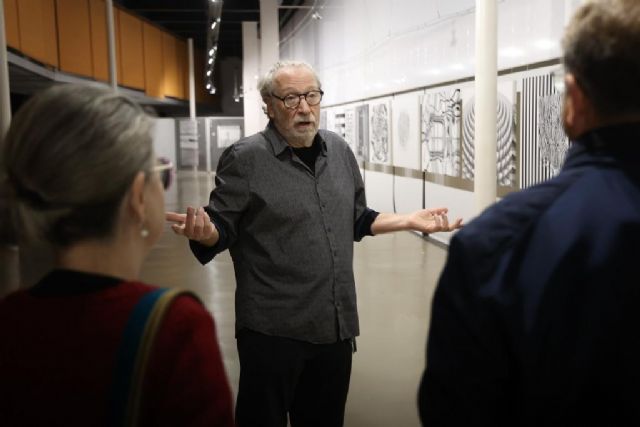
(127, 171, 147, 224)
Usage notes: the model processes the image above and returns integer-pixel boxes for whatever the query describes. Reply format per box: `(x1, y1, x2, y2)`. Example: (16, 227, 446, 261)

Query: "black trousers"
(235, 329, 353, 427)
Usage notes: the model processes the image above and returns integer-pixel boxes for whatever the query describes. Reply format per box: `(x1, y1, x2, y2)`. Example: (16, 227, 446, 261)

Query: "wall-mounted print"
(217, 125, 242, 148)
(334, 109, 346, 139)
(462, 81, 518, 188)
(355, 104, 370, 162)
(344, 108, 357, 154)
(325, 107, 336, 136)
(369, 99, 392, 165)
(392, 92, 421, 170)
(319, 110, 327, 130)
(520, 72, 569, 188)
(421, 89, 462, 177)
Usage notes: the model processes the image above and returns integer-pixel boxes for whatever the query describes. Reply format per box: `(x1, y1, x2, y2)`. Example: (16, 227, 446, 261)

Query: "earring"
(140, 227, 149, 238)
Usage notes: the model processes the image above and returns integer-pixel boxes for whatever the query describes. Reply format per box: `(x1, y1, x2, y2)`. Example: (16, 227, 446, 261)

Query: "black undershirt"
(291, 139, 321, 175)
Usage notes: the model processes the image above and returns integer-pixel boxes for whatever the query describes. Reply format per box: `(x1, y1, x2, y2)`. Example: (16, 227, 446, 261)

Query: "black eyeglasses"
(271, 90, 324, 109)
(154, 157, 174, 190)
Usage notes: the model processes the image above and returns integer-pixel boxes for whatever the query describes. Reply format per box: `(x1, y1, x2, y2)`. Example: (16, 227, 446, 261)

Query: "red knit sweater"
(0, 270, 235, 427)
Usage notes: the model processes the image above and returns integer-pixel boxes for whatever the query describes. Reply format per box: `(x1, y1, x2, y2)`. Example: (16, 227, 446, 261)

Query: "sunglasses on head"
(153, 157, 174, 190)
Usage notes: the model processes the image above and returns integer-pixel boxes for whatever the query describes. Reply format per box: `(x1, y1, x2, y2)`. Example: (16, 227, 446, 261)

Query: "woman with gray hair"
(0, 84, 234, 427)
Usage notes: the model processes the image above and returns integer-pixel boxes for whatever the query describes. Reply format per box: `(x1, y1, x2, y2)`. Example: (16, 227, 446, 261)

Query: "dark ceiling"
(115, 0, 302, 60)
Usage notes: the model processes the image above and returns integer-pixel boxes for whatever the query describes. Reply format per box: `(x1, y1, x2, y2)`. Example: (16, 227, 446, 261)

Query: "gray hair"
(1, 84, 154, 247)
(562, 0, 640, 118)
(258, 61, 322, 113)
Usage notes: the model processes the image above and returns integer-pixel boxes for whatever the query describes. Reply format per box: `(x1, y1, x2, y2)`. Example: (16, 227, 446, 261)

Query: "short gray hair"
(258, 61, 322, 109)
(1, 84, 154, 247)
(562, 0, 640, 118)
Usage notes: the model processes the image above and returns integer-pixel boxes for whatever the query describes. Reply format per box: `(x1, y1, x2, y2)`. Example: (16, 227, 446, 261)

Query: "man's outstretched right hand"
(166, 206, 220, 247)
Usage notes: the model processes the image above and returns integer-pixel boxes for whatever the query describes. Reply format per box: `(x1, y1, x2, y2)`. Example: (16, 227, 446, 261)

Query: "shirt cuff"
(354, 208, 380, 242)
(188, 216, 228, 265)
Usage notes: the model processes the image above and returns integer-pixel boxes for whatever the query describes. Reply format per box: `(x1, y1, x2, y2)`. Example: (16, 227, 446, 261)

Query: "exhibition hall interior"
(0, 0, 585, 425)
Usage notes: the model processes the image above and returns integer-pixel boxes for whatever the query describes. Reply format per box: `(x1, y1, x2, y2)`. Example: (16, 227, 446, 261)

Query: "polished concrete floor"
(139, 171, 448, 427)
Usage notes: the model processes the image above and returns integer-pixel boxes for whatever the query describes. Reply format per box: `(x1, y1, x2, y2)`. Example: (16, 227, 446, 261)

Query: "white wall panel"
(394, 176, 423, 214)
(365, 170, 394, 213)
(424, 181, 475, 245)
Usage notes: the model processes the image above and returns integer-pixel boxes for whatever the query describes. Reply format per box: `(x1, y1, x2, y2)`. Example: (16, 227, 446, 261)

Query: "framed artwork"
(461, 80, 519, 191)
(355, 104, 370, 162)
(391, 92, 421, 170)
(368, 99, 392, 165)
(344, 107, 357, 154)
(421, 88, 462, 177)
(520, 72, 569, 188)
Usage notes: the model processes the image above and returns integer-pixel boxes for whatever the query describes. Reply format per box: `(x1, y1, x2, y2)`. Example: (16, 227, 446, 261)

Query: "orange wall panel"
(118, 10, 144, 90)
(89, 0, 108, 81)
(56, 0, 93, 77)
(176, 39, 187, 100)
(162, 32, 179, 98)
(89, 1, 122, 84)
(4, 0, 20, 49)
(17, 0, 58, 67)
(143, 23, 163, 98)
(41, 0, 58, 67)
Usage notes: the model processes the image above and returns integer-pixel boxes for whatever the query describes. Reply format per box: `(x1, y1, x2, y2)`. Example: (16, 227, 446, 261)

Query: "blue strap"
(109, 288, 168, 427)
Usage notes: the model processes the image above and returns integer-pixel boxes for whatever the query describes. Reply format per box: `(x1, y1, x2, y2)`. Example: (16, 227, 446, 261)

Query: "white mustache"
(294, 117, 315, 125)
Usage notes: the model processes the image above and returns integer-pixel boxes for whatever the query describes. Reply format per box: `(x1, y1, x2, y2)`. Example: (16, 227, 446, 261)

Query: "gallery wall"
(280, 0, 583, 244)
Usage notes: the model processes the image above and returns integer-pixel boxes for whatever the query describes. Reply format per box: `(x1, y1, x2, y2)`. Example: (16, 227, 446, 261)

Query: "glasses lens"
(284, 95, 299, 108)
(307, 91, 322, 106)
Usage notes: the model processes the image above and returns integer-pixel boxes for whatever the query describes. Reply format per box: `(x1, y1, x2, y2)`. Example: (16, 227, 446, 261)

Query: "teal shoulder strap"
(109, 288, 195, 427)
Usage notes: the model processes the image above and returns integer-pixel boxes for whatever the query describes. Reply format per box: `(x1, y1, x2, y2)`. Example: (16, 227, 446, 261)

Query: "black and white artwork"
(421, 89, 462, 177)
(355, 104, 369, 161)
(520, 72, 569, 188)
(334, 109, 346, 139)
(344, 108, 357, 154)
(319, 110, 327, 130)
(216, 125, 241, 148)
(325, 108, 336, 136)
(369, 100, 392, 165)
(462, 81, 518, 187)
(391, 92, 421, 170)
(178, 119, 199, 168)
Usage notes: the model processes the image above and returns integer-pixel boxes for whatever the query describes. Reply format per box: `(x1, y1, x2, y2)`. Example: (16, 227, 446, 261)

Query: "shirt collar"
(263, 120, 327, 157)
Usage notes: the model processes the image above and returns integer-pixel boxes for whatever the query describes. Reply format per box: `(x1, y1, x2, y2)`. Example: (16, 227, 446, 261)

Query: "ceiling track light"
(206, 0, 223, 96)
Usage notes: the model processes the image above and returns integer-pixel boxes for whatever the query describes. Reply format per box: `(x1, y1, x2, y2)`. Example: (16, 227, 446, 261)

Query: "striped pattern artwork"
(461, 91, 517, 187)
(520, 74, 569, 188)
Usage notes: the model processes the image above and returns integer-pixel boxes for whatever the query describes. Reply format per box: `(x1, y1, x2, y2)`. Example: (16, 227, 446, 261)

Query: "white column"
(188, 38, 196, 120)
(0, 0, 11, 138)
(242, 21, 265, 135)
(474, 0, 498, 214)
(105, 0, 117, 90)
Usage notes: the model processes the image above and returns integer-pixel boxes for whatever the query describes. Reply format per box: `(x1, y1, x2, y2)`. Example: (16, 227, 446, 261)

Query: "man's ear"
(264, 99, 275, 119)
(563, 73, 591, 139)
(127, 171, 147, 224)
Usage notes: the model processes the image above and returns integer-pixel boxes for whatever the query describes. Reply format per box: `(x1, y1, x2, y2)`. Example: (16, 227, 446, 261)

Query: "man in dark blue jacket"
(419, 0, 640, 425)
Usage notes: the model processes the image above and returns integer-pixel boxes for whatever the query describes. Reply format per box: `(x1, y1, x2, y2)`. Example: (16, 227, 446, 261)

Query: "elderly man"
(419, 0, 640, 425)
(168, 60, 462, 427)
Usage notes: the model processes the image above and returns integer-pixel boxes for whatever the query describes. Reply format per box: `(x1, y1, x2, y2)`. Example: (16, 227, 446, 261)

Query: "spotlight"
(208, 58, 213, 64)
(206, 70, 212, 76)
